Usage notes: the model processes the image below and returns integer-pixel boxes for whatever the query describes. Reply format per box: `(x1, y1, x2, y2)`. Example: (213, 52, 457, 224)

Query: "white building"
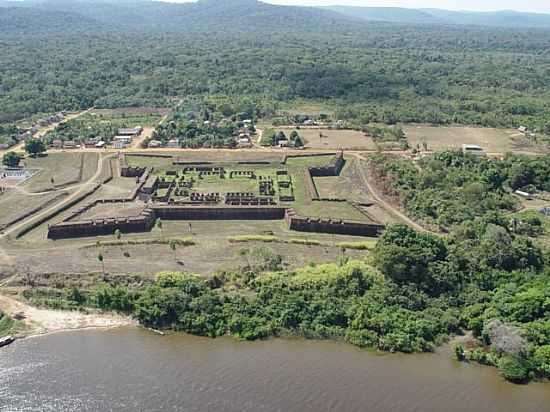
(166, 139, 180, 148)
(148, 140, 162, 148)
(113, 135, 133, 149)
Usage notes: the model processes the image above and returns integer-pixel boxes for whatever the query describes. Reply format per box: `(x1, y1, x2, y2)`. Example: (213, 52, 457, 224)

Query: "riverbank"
(0, 293, 136, 338)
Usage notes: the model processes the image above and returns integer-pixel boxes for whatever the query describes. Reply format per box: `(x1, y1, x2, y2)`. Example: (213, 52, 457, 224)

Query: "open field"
(278, 102, 335, 117)
(404, 125, 548, 154)
(77, 201, 146, 221)
(22, 153, 98, 192)
(0, 191, 68, 230)
(0, 219, 373, 277)
(273, 128, 377, 150)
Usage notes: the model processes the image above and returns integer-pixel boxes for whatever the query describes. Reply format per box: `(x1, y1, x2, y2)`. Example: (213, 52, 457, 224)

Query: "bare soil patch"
(404, 125, 548, 154)
(275, 128, 377, 150)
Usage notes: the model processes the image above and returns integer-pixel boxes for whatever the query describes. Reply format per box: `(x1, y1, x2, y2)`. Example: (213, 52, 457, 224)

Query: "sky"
(167, 0, 550, 14)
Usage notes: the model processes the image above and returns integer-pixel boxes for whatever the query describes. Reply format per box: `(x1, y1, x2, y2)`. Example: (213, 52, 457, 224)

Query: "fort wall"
(285, 208, 384, 237)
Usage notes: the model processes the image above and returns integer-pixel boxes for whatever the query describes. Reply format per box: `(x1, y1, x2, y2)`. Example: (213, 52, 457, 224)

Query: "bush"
(533, 345, 550, 377)
(498, 356, 531, 383)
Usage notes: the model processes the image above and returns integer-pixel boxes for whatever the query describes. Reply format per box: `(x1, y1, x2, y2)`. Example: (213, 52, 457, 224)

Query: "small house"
(518, 126, 528, 134)
(148, 140, 162, 148)
(117, 127, 142, 137)
(113, 135, 133, 149)
(52, 139, 63, 149)
(63, 141, 77, 149)
(166, 139, 180, 148)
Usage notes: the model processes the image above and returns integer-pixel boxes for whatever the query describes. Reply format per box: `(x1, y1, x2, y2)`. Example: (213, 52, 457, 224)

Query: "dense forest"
(369, 151, 550, 229)
(1, 0, 550, 136)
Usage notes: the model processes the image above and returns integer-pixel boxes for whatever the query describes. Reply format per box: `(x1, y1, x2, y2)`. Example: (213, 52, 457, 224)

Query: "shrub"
(498, 356, 531, 383)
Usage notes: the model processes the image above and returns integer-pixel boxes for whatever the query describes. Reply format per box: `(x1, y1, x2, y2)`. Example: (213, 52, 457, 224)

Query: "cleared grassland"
(275, 128, 377, 150)
(404, 125, 546, 154)
(77, 201, 146, 220)
(0, 218, 372, 276)
(279, 102, 335, 117)
(0, 191, 67, 228)
(23, 153, 98, 192)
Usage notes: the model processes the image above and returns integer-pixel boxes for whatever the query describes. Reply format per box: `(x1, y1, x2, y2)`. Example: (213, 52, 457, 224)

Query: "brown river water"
(1, 327, 549, 412)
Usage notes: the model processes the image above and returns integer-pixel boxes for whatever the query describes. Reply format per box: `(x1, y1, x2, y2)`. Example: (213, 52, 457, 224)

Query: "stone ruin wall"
(48, 209, 155, 239)
(119, 153, 147, 178)
(153, 205, 286, 221)
(307, 151, 345, 177)
(285, 208, 384, 237)
(48, 206, 287, 239)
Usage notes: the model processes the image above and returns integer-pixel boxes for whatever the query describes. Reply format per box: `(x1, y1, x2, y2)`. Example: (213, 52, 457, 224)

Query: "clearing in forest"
(404, 125, 547, 154)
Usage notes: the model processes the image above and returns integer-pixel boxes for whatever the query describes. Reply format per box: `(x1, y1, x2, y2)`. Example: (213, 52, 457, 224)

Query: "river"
(1, 328, 549, 412)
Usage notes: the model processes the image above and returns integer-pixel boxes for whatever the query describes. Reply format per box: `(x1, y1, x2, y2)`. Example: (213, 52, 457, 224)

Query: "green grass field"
(23, 153, 98, 192)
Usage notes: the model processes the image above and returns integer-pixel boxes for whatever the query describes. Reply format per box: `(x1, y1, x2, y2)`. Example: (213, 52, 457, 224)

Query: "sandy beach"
(0, 293, 136, 337)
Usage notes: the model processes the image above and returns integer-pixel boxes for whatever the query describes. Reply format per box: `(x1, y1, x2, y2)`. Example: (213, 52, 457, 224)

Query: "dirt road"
(1, 153, 111, 238)
(352, 153, 427, 232)
(0, 109, 94, 157)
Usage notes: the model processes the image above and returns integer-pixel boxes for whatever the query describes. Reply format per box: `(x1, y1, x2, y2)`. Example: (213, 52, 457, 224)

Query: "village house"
(52, 139, 63, 149)
(166, 138, 180, 148)
(148, 139, 162, 148)
(117, 127, 143, 137)
(237, 133, 252, 148)
(63, 141, 77, 149)
(84, 137, 100, 148)
(113, 136, 133, 149)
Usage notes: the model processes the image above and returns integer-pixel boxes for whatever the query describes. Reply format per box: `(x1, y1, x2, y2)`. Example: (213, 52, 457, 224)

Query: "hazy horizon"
(159, 0, 550, 14)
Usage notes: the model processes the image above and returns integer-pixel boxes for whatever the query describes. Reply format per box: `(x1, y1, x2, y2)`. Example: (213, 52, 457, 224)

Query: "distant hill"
(0, 0, 362, 35)
(322, 6, 550, 28)
(0, 6, 102, 35)
(321, 6, 441, 25)
(424, 9, 550, 28)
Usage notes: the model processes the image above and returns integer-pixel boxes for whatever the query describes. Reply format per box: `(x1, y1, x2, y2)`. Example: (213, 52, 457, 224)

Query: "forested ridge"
(1, 0, 550, 133)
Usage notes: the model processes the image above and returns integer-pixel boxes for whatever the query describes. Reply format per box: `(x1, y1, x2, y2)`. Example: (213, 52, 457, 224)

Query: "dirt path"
(130, 126, 154, 149)
(1, 154, 109, 238)
(352, 153, 427, 232)
(0, 293, 136, 337)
